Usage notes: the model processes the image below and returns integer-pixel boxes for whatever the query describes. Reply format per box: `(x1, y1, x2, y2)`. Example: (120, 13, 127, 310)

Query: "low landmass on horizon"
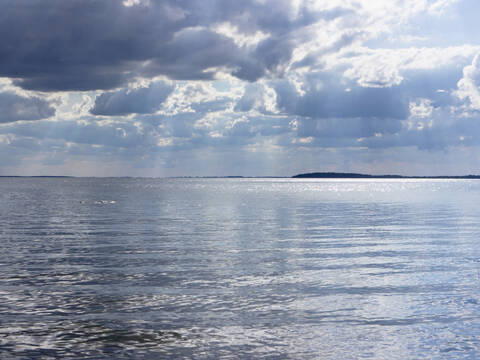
(2, 173, 480, 179)
(292, 172, 480, 179)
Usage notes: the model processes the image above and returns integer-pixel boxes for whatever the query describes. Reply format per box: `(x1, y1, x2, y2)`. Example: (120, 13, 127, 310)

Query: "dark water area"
(0, 178, 479, 359)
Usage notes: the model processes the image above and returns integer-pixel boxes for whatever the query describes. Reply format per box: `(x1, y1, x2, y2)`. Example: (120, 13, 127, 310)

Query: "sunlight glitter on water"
(0, 178, 479, 358)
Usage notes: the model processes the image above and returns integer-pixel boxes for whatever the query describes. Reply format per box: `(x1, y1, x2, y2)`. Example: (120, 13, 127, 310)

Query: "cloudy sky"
(1, 0, 480, 176)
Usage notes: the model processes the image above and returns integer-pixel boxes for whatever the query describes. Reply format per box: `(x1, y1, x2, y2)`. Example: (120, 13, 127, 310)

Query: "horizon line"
(2, 171, 480, 179)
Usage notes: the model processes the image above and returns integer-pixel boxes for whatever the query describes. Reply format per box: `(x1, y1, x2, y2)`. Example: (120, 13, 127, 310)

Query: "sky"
(1, 0, 480, 177)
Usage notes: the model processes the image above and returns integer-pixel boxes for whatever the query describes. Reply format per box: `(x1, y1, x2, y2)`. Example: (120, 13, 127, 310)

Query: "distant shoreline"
(292, 172, 480, 179)
(0, 176, 74, 178)
(1, 173, 480, 179)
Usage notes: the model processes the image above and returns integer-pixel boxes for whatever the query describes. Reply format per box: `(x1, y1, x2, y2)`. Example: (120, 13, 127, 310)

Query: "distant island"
(292, 172, 480, 179)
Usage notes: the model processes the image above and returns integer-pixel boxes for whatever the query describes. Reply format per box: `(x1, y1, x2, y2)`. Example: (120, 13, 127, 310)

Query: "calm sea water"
(0, 178, 479, 359)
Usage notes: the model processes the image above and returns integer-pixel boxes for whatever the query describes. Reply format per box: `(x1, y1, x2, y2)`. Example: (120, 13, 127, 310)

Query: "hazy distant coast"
(0, 176, 74, 178)
(292, 172, 480, 179)
(1, 173, 480, 179)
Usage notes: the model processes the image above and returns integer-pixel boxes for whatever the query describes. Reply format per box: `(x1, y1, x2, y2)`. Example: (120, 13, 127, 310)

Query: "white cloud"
(409, 98, 434, 118)
(212, 22, 269, 48)
(456, 53, 480, 110)
(428, 0, 460, 14)
(339, 46, 479, 88)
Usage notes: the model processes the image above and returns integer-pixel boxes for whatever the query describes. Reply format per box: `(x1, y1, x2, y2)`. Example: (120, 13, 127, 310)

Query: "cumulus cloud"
(91, 81, 174, 116)
(456, 53, 480, 110)
(0, 92, 55, 123)
(234, 83, 277, 114)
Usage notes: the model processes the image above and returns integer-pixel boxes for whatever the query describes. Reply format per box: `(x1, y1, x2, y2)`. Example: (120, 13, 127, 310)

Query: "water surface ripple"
(0, 178, 479, 358)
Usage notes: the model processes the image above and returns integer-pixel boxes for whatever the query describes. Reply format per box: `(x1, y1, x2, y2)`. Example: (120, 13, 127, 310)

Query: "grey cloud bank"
(91, 81, 174, 116)
(1, 0, 326, 91)
(0, 92, 55, 123)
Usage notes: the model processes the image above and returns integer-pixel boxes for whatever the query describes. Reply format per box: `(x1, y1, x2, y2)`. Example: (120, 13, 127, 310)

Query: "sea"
(0, 177, 479, 359)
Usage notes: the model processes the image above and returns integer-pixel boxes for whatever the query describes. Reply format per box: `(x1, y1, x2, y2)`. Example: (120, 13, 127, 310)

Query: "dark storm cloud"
(139, 28, 244, 81)
(91, 81, 174, 116)
(1, 0, 175, 91)
(14, 73, 129, 93)
(0, 92, 55, 123)
(0, 0, 343, 91)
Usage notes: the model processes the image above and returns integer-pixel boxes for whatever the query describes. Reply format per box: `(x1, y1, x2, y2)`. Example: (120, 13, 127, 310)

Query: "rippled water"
(1, 178, 479, 359)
